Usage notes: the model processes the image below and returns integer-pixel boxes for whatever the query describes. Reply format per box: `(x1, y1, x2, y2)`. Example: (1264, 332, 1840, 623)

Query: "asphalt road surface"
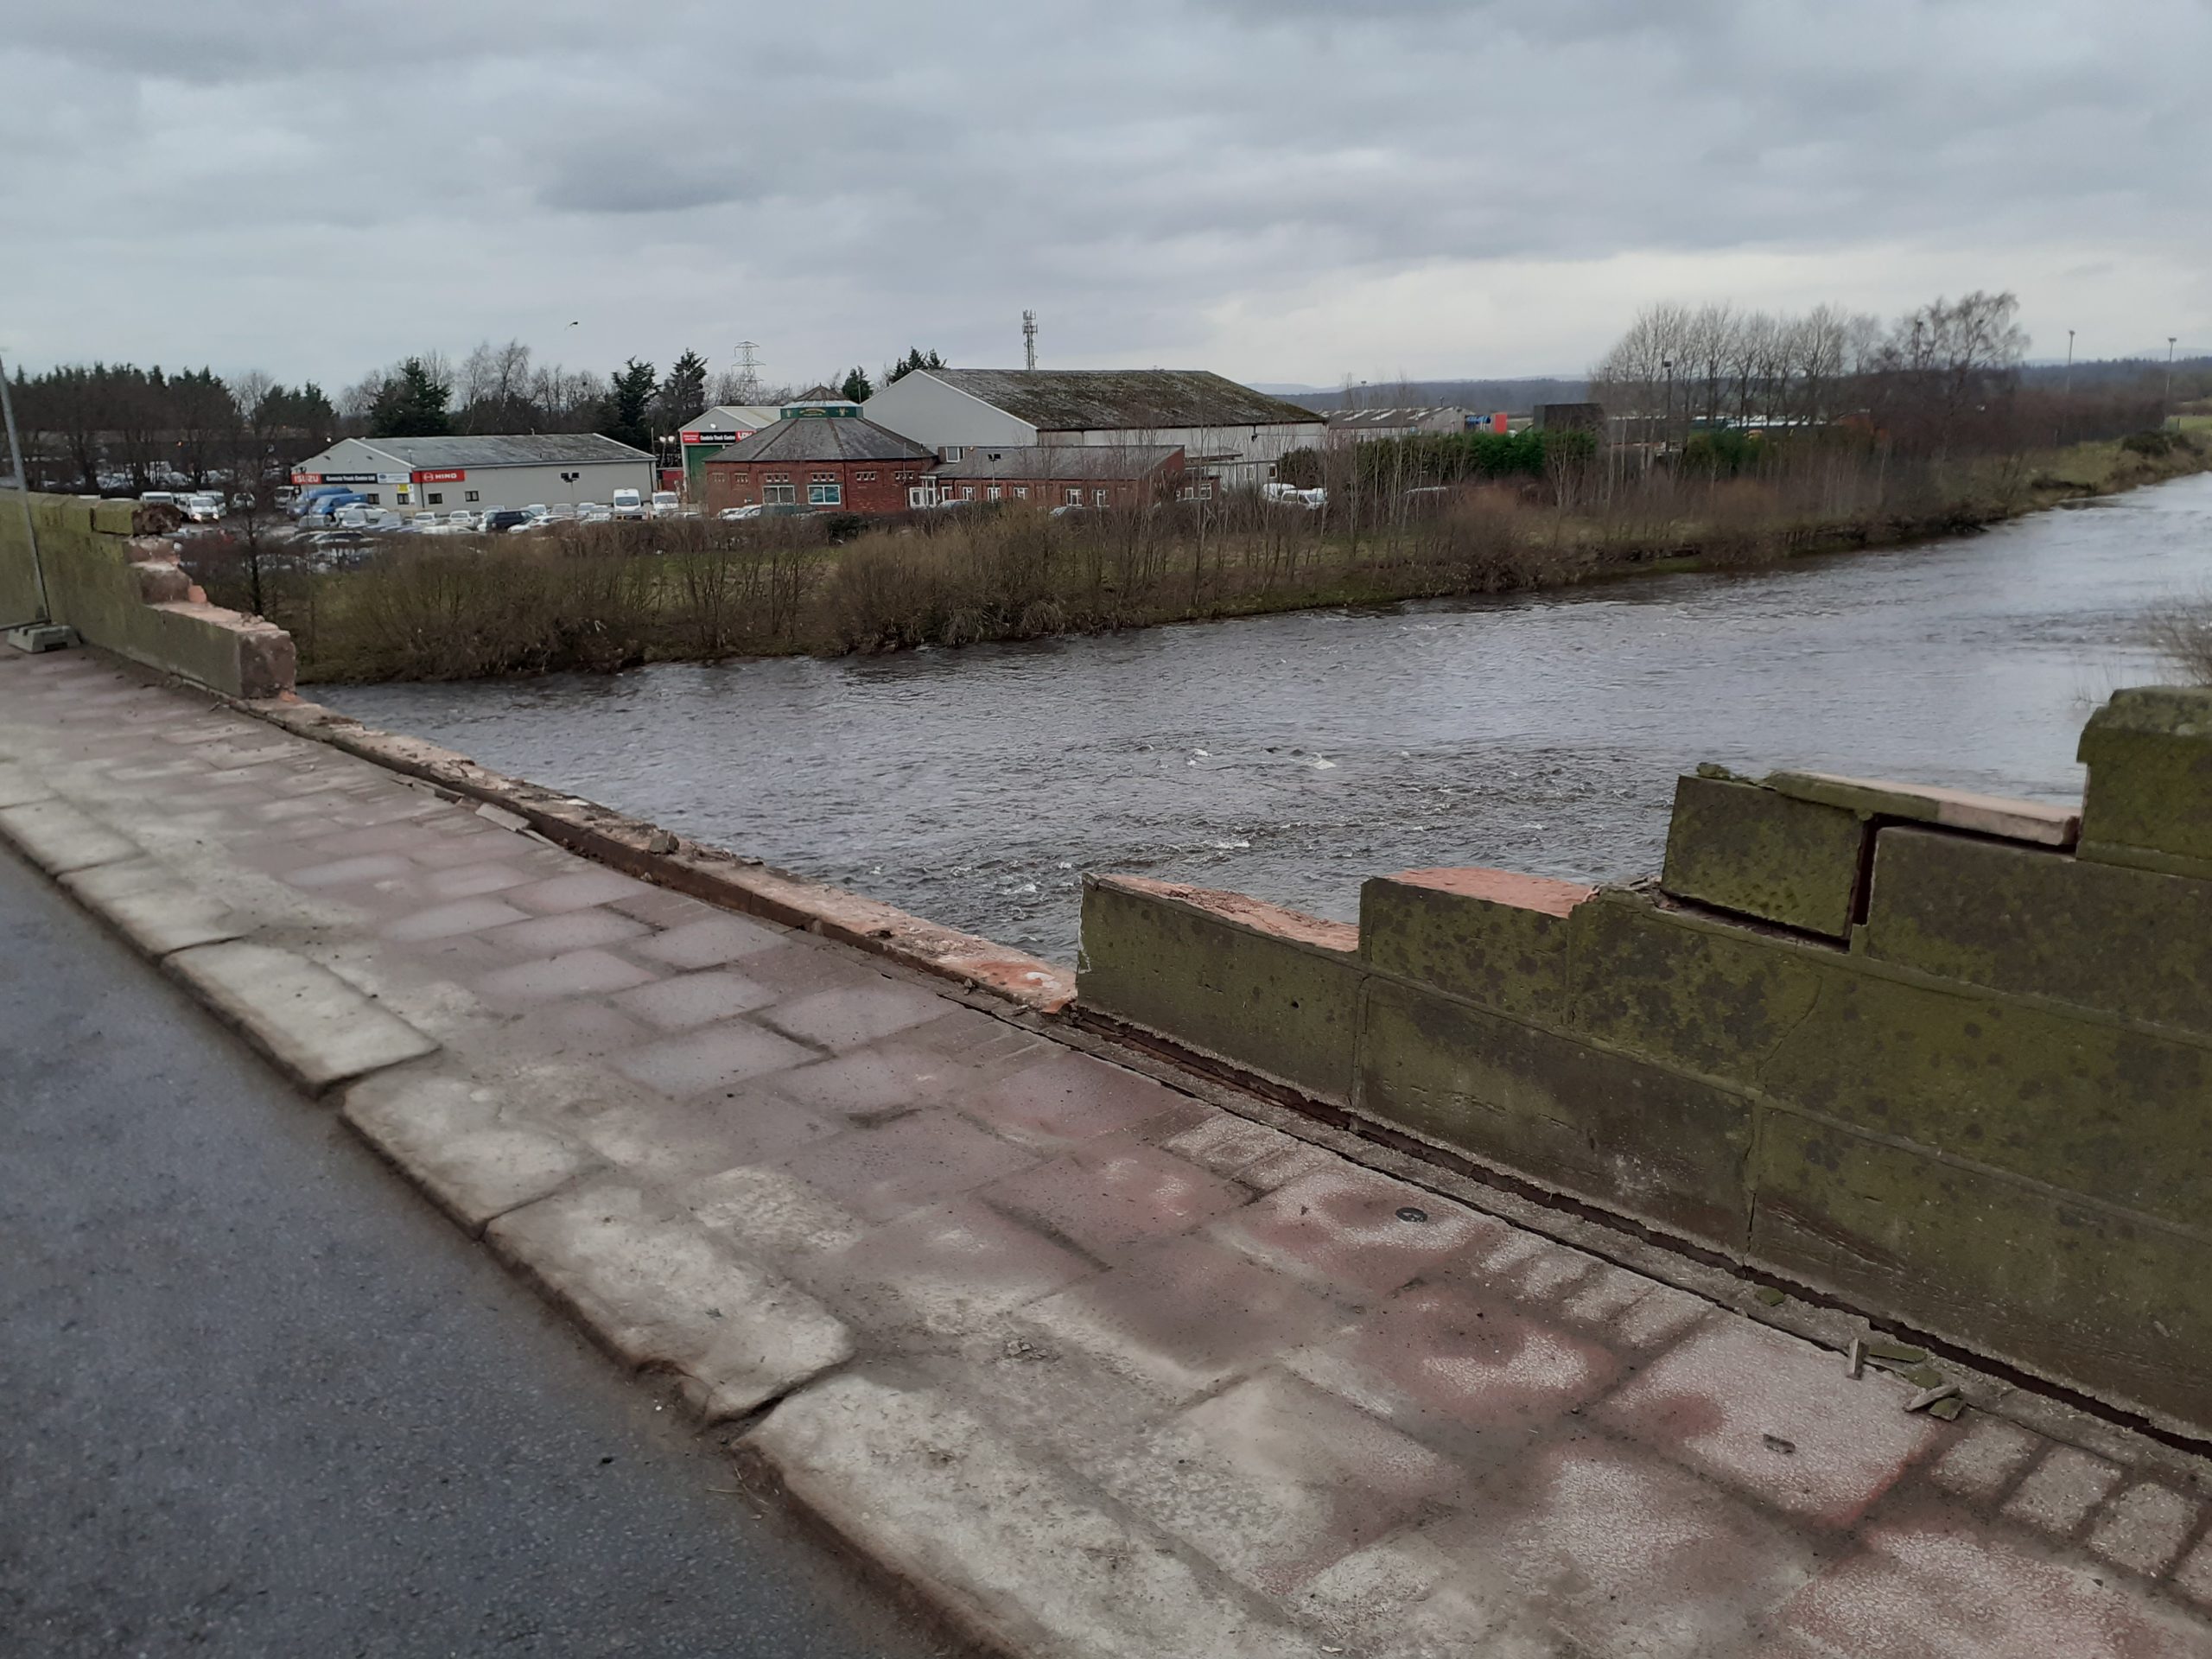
(0, 852, 959, 1658)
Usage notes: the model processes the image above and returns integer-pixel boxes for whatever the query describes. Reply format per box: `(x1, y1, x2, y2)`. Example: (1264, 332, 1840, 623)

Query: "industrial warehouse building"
(290, 434, 654, 512)
(924, 444, 1187, 509)
(701, 401, 933, 516)
(862, 368, 1325, 489)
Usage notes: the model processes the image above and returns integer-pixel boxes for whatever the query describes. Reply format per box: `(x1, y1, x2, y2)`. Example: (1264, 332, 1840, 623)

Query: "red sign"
(410, 467, 467, 483)
(293, 472, 320, 484)
(681, 429, 752, 445)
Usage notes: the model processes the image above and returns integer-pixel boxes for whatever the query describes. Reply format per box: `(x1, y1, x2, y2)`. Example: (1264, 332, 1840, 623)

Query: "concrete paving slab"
(0, 761, 54, 808)
(751, 1370, 1339, 1659)
(60, 857, 244, 957)
(0, 798, 143, 874)
(487, 1177, 853, 1422)
(343, 1069, 600, 1234)
(166, 939, 439, 1092)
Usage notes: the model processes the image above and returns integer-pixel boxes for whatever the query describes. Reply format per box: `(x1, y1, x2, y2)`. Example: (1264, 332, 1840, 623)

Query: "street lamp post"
(2063, 329, 2074, 447)
(2166, 337, 2179, 429)
(0, 347, 56, 638)
(1662, 358, 1675, 460)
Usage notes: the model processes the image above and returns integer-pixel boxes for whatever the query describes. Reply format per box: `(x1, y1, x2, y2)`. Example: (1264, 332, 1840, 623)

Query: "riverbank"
(205, 429, 2209, 684)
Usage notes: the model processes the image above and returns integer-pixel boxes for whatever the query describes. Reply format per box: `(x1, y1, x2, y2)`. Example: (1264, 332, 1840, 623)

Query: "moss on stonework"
(1660, 774, 1866, 938)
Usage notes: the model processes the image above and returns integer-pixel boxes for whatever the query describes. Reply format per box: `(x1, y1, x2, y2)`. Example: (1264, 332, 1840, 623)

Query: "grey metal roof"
(680, 404, 784, 435)
(918, 370, 1324, 431)
(712, 417, 935, 466)
(359, 434, 654, 467)
(931, 445, 1183, 480)
(1325, 407, 1472, 428)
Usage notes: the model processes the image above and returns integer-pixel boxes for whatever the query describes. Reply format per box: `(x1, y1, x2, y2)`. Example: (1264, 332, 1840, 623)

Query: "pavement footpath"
(5, 643, 2212, 1658)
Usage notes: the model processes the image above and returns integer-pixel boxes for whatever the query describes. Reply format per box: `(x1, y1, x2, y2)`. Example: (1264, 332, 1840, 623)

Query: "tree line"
(1587, 291, 2187, 460)
(10, 340, 956, 494)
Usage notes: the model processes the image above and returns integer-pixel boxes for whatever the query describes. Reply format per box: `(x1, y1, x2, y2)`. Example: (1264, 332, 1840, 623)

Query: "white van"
(650, 490, 681, 518)
(611, 487, 645, 520)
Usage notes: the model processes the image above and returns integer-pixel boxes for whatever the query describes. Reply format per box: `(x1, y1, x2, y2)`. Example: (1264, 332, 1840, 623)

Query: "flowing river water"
(326, 473, 2212, 963)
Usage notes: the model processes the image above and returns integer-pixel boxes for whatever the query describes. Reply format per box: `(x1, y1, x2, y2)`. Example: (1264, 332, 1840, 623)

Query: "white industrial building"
(291, 434, 655, 512)
(863, 369, 1326, 489)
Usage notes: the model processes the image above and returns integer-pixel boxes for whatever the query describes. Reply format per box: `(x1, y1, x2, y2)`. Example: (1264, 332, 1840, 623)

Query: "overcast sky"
(6, 0, 2209, 392)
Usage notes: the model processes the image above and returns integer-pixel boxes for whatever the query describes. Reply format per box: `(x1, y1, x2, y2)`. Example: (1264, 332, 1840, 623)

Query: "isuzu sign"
(292, 471, 380, 485)
(410, 468, 467, 483)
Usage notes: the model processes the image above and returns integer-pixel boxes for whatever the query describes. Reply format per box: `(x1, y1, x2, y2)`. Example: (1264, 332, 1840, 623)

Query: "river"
(324, 473, 2212, 963)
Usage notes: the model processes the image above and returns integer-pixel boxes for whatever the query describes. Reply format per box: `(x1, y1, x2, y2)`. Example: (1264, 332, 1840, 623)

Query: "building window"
(960, 484, 976, 499)
(986, 484, 1001, 501)
(465, 489, 480, 503)
(363, 492, 380, 505)
(809, 480, 842, 505)
(1093, 489, 1109, 506)
(765, 473, 790, 484)
(1012, 485, 1028, 500)
(428, 492, 444, 505)
(942, 446, 965, 461)
(856, 470, 877, 482)
(1065, 487, 1083, 505)
(764, 484, 797, 505)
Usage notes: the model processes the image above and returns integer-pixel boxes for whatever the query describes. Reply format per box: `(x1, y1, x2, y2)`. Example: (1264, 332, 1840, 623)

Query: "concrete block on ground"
(1661, 772, 1866, 938)
(1357, 974, 1756, 1244)
(1358, 865, 1592, 1021)
(487, 1177, 853, 1421)
(1750, 1111, 2212, 1436)
(1861, 824, 2212, 1036)
(1078, 874, 1361, 1102)
(342, 1068, 598, 1234)
(0, 762, 54, 808)
(165, 939, 438, 1093)
(60, 857, 243, 957)
(1767, 770, 2080, 847)
(2076, 686, 2212, 877)
(750, 1370, 1339, 1659)
(0, 798, 143, 874)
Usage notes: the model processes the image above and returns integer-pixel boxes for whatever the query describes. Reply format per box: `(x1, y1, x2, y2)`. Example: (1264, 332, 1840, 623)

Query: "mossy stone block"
(1078, 874, 1361, 1102)
(1758, 958, 2212, 1231)
(1567, 893, 1828, 1078)
(1861, 825, 2212, 1037)
(1751, 1113, 2212, 1435)
(1661, 773, 1866, 938)
(1356, 975, 1754, 1243)
(1359, 868, 1591, 1022)
(2077, 686, 2212, 878)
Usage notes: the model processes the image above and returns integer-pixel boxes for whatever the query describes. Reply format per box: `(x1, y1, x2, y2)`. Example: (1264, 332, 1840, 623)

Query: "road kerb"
(0, 798, 143, 875)
(342, 1066, 601, 1237)
(748, 1370, 1335, 1659)
(166, 939, 439, 1094)
(60, 858, 245, 958)
(486, 1176, 856, 1424)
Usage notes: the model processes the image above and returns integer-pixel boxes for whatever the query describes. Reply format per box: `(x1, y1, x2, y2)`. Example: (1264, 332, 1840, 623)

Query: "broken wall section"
(0, 490, 293, 698)
(1077, 687, 2212, 1440)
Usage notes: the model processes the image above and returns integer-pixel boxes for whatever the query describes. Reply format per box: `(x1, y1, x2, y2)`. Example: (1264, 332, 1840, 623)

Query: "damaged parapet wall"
(1079, 687, 2212, 1440)
(0, 490, 293, 698)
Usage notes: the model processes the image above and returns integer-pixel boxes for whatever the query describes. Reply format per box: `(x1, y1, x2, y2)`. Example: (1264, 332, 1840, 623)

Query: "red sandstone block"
(383, 895, 533, 943)
(1158, 1112, 1337, 1190)
(1924, 1415, 2043, 1503)
(1603, 1317, 1941, 1528)
(613, 969, 779, 1033)
(1287, 1280, 1619, 1439)
(2089, 1483, 2199, 1576)
(482, 906, 650, 957)
(1097, 1370, 1459, 1597)
(983, 1141, 1247, 1261)
(769, 1042, 970, 1119)
(569, 1085, 836, 1183)
(481, 948, 659, 1007)
(285, 853, 415, 889)
(774, 1109, 1035, 1224)
(1208, 1164, 1505, 1300)
(965, 1049, 1200, 1150)
(631, 912, 785, 969)
(808, 1197, 1097, 1337)
(2002, 1445, 2126, 1536)
(505, 868, 657, 915)
(608, 1018, 814, 1098)
(758, 980, 950, 1051)
(511, 1001, 656, 1063)
(420, 862, 536, 899)
(1782, 1505, 2210, 1657)
(1021, 1234, 1352, 1400)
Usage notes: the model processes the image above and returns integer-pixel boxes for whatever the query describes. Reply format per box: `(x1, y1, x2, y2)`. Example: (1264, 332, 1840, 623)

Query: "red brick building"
(702, 409, 933, 516)
(924, 444, 1187, 509)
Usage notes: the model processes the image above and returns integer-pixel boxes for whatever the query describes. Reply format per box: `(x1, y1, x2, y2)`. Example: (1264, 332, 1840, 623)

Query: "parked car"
(650, 490, 682, 518)
(180, 493, 225, 523)
(139, 490, 177, 508)
(575, 502, 612, 524)
(481, 509, 533, 534)
(611, 487, 645, 520)
(302, 491, 369, 525)
(292, 486, 353, 518)
(1261, 482, 1326, 510)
